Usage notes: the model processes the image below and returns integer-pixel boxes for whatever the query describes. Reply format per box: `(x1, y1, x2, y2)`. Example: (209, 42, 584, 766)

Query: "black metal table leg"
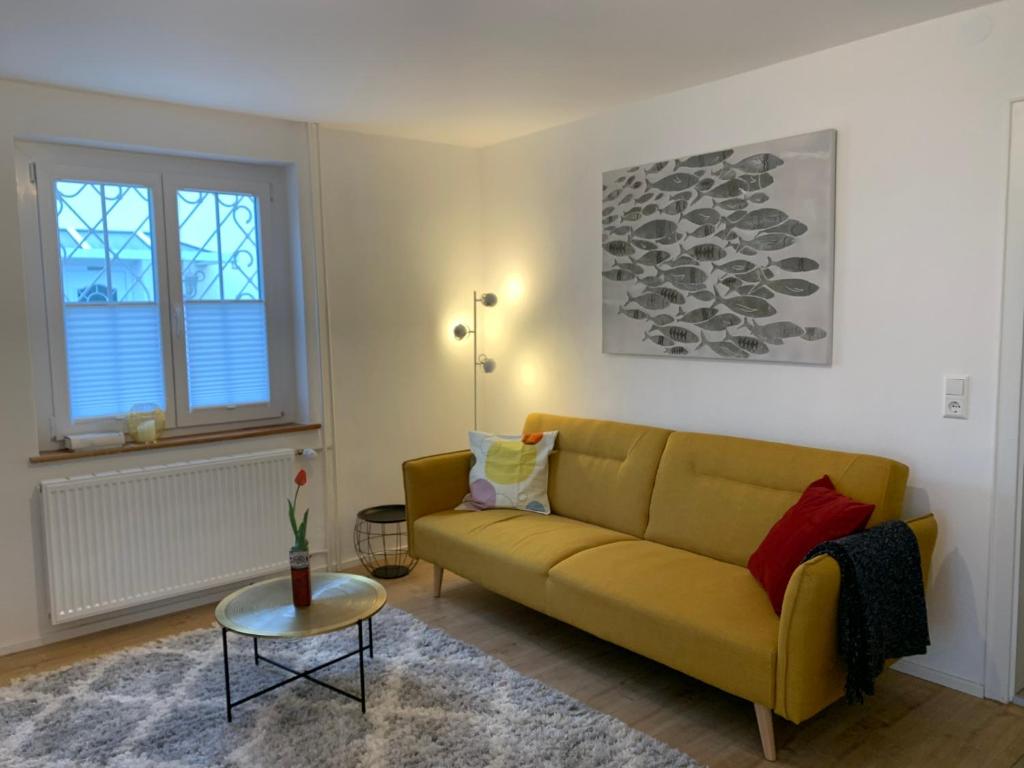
(221, 616, 376, 721)
(222, 627, 233, 723)
(358, 620, 366, 713)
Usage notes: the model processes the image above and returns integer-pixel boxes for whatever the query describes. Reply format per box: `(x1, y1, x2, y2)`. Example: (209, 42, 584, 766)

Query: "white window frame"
(18, 142, 296, 446)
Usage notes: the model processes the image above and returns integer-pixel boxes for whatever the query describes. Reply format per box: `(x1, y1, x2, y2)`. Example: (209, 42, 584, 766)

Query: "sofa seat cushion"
(414, 510, 635, 612)
(546, 539, 780, 705)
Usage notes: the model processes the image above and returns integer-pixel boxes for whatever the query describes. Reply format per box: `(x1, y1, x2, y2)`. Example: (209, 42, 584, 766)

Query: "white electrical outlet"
(943, 376, 968, 419)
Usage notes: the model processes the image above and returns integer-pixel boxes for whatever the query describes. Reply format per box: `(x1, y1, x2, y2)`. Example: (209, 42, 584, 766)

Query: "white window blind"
(184, 302, 270, 408)
(65, 304, 165, 419)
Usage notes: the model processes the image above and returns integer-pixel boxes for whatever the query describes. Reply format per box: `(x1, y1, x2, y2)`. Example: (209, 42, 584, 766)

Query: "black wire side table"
(354, 504, 419, 579)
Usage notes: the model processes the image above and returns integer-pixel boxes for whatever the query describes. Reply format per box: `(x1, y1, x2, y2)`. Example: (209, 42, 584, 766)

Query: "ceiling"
(0, 0, 995, 147)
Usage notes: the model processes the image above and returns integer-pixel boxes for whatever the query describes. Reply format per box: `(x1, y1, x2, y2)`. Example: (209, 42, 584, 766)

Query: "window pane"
(65, 305, 165, 420)
(55, 181, 157, 303)
(54, 179, 165, 421)
(177, 190, 262, 301)
(184, 303, 270, 408)
(176, 189, 270, 410)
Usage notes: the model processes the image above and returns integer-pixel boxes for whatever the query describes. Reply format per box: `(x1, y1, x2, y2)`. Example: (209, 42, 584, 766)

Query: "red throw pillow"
(748, 475, 875, 615)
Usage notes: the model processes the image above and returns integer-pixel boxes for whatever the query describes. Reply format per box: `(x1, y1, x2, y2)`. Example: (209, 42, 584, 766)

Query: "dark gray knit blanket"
(804, 520, 930, 703)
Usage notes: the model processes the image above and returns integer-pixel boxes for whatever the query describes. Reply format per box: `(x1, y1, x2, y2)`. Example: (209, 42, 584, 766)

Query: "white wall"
(316, 128, 481, 562)
(478, 2, 1024, 692)
(0, 79, 328, 653)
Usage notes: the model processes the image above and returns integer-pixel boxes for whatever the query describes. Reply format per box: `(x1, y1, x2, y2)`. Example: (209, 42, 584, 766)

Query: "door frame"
(987, 98, 1024, 703)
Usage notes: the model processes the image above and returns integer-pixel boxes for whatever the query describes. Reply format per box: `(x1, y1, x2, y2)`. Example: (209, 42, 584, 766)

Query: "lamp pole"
(452, 291, 497, 432)
(472, 290, 479, 430)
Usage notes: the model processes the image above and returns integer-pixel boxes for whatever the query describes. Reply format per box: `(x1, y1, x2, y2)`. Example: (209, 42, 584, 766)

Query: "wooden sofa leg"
(754, 703, 777, 762)
(433, 564, 443, 597)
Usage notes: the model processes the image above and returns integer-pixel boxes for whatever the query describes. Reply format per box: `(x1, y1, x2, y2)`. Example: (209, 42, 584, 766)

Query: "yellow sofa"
(402, 413, 937, 761)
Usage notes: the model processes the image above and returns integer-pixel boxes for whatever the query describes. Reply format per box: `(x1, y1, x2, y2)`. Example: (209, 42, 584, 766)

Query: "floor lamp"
(453, 291, 497, 430)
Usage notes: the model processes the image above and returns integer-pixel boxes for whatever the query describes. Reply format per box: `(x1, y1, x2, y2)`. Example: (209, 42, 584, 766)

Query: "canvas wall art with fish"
(602, 129, 836, 364)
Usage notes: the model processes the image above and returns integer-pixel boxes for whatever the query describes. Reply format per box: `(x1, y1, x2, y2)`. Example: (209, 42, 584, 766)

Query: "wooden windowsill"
(30, 422, 322, 464)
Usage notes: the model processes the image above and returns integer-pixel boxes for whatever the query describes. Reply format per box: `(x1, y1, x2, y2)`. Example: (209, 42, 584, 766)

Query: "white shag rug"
(0, 606, 702, 767)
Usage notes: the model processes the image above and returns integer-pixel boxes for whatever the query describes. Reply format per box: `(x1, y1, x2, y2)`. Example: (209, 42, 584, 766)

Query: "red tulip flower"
(294, 469, 308, 487)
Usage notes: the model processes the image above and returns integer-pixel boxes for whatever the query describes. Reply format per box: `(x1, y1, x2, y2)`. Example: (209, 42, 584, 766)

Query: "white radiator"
(41, 449, 295, 624)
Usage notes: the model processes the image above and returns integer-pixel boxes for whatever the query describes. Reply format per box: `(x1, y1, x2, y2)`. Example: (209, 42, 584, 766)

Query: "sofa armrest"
(774, 514, 938, 724)
(402, 450, 472, 557)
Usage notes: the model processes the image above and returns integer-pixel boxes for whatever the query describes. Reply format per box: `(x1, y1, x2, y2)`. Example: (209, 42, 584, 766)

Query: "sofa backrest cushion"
(522, 413, 671, 537)
(645, 431, 909, 566)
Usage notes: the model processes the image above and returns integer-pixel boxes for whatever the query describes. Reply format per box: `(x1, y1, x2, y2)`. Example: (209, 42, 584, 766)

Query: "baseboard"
(0, 552, 366, 658)
(891, 658, 985, 698)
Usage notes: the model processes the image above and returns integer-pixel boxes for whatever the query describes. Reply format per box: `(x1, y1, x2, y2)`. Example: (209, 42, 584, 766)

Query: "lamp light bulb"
(479, 356, 497, 374)
(453, 323, 469, 340)
(480, 292, 498, 307)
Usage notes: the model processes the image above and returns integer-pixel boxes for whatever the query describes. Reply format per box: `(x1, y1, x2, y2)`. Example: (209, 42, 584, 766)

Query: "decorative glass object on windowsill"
(126, 403, 166, 444)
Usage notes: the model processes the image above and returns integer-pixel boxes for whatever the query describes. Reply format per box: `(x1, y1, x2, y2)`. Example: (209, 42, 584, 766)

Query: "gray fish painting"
(695, 313, 741, 331)
(771, 256, 819, 272)
(718, 259, 757, 274)
(718, 294, 777, 318)
(767, 279, 819, 297)
(761, 219, 808, 238)
(658, 265, 708, 284)
(726, 208, 789, 231)
(627, 291, 672, 310)
(654, 286, 688, 305)
(650, 173, 700, 192)
(618, 307, 649, 320)
(602, 268, 635, 281)
(603, 240, 635, 257)
(707, 180, 744, 199)
(633, 219, 678, 240)
(634, 249, 673, 266)
(679, 307, 717, 324)
(738, 173, 775, 191)
(730, 233, 797, 252)
(642, 331, 675, 347)
(681, 208, 722, 227)
(677, 150, 734, 168)
(603, 129, 835, 363)
(730, 335, 770, 355)
(684, 224, 716, 240)
(664, 326, 699, 343)
(717, 198, 749, 211)
(706, 339, 749, 359)
(637, 275, 667, 287)
(750, 321, 805, 341)
(727, 153, 784, 173)
(682, 243, 727, 262)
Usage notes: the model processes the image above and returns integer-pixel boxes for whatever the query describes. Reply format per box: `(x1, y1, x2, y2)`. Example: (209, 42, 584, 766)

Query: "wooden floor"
(4, 566, 1024, 767)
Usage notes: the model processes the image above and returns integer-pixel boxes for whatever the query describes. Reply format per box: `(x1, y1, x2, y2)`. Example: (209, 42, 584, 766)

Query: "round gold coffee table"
(215, 572, 386, 721)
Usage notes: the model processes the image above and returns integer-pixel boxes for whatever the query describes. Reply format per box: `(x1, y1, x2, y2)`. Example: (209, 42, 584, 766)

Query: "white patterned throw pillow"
(457, 430, 558, 514)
